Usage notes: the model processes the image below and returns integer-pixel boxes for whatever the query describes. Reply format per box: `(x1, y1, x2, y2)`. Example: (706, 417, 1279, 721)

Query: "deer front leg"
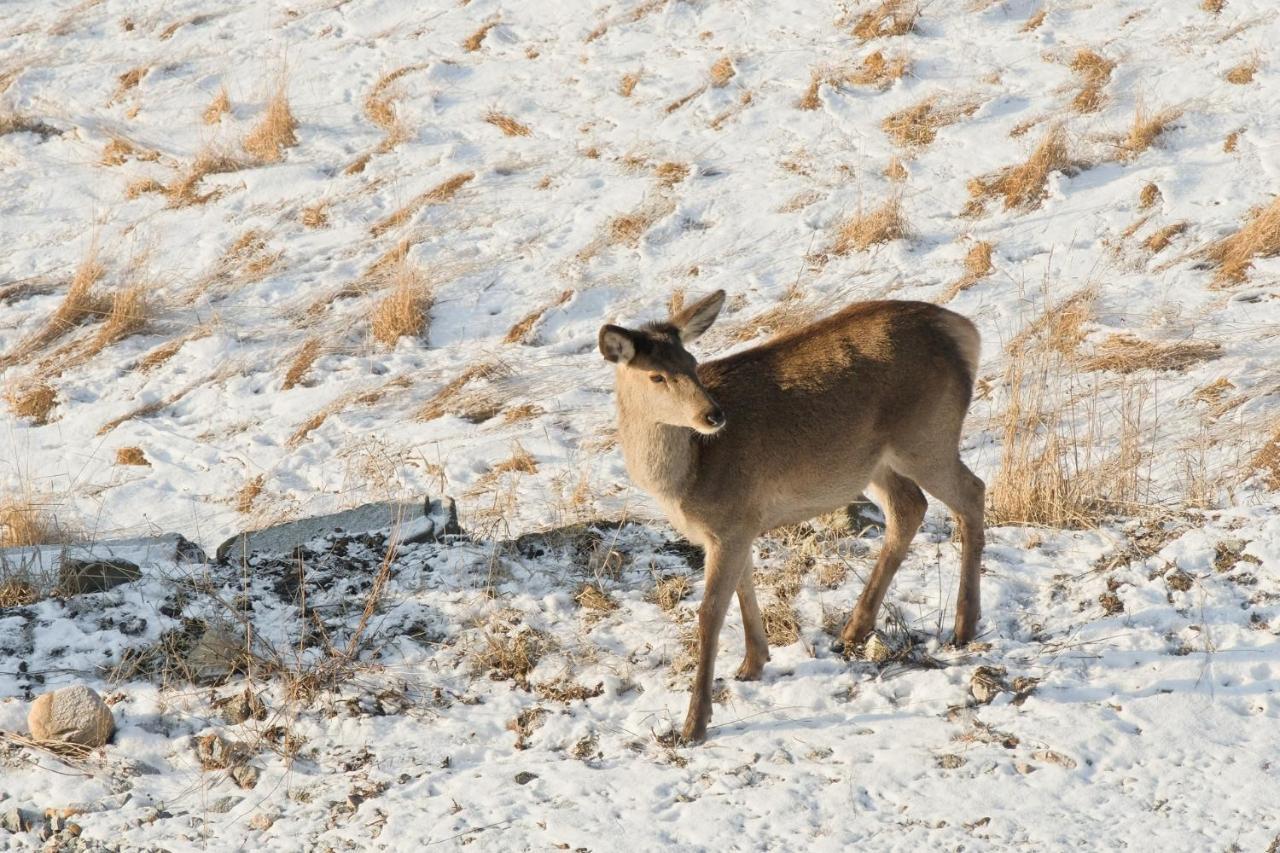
(681, 539, 751, 744)
(735, 564, 769, 681)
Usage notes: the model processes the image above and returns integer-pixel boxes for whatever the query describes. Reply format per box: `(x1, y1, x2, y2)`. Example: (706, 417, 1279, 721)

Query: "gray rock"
(57, 558, 141, 595)
(0, 534, 205, 583)
(195, 733, 241, 770)
(185, 621, 247, 684)
(514, 771, 538, 785)
(970, 665, 1009, 705)
(28, 685, 115, 748)
(216, 688, 266, 725)
(231, 764, 260, 790)
(215, 495, 461, 563)
(208, 796, 243, 814)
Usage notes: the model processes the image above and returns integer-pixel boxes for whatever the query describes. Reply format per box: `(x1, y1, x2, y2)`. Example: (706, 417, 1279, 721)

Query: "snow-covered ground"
(2, 0, 1279, 848)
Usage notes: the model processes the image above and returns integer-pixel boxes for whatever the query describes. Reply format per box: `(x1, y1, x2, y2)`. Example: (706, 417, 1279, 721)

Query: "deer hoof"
(734, 659, 765, 681)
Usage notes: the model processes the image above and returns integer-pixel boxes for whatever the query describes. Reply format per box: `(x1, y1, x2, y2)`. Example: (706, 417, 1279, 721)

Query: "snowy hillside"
(2, 0, 1279, 848)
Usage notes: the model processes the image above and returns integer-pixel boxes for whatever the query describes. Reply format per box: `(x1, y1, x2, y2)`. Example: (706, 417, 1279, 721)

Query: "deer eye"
(649, 374, 665, 384)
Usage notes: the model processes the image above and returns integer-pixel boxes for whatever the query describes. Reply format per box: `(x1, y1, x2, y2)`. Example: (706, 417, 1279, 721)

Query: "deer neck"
(616, 391, 698, 505)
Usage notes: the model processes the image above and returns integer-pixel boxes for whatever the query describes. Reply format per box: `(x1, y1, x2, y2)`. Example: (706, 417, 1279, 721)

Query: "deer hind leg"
(682, 537, 752, 744)
(734, 562, 769, 681)
(839, 469, 927, 649)
(903, 456, 986, 645)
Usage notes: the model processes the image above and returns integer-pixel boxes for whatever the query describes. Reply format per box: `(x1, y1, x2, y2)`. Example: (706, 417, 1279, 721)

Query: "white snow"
(2, 0, 1280, 848)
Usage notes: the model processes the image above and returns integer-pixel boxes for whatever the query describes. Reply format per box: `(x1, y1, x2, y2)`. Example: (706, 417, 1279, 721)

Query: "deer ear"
(599, 325, 637, 364)
(671, 289, 725, 344)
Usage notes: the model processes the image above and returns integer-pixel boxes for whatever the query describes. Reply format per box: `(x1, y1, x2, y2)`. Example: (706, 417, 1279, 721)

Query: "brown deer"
(599, 291, 984, 743)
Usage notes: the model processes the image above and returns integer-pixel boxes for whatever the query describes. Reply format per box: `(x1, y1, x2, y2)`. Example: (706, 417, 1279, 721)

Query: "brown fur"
(601, 294, 985, 743)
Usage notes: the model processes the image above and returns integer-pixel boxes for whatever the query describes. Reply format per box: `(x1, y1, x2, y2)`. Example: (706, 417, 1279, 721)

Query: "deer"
(598, 290, 985, 743)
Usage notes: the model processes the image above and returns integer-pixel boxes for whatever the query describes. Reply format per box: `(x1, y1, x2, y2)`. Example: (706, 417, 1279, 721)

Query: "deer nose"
(704, 407, 725, 429)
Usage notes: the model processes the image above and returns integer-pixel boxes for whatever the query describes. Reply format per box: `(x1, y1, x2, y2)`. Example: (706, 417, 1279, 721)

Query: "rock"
(208, 796, 243, 814)
(56, 558, 141, 595)
(216, 688, 267, 725)
(185, 621, 247, 684)
(861, 631, 893, 663)
(514, 771, 538, 785)
(936, 753, 966, 769)
(970, 665, 1009, 705)
(1015, 761, 1037, 775)
(195, 733, 241, 770)
(249, 813, 276, 831)
(28, 685, 115, 748)
(2, 807, 34, 833)
(215, 496, 461, 563)
(231, 764, 260, 790)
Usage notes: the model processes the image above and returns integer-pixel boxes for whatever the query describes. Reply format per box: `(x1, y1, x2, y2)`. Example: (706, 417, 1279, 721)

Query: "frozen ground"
(2, 0, 1280, 849)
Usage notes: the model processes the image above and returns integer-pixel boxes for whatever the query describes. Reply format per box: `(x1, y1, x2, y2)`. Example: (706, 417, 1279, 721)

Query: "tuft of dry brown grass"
(504, 289, 573, 344)
(654, 161, 690, 187)
(832, 194, 907, 254)
(1139, 182, 1161, 209)
(1079, 334, 1221, 374)
(101, 136, 158, 167)
(236, 475, 264, 514)
(282, 338, 322, 390)
(0, 247, 107, 370)
(1006, 285, 1096, 358)
(1202, 0, 1224, 12)
(884, 157, 908, 182)
(111, 66, 147, 105)
(0, 577, 41, 608)
(470, 623, 550, 689)
(166, 145, 250, 208)
(370, 171, 474, 237)
(89, 285, 148, 353)
(418, 362, 510, 423)
(4, 381, 57, 425)
(967, 125, 1072, 213)
(851, 0, 918, 41)
(1069, 49, 1114, 113)
(619, 71, 640, 97)
(1142, 221, 1187, 253)
(115, 446, 149, 466)
(0, 497, 75, 548)
(1225, 60, 1257, 84)
(1022, 8, 1047, 31)
(203, 86, 230, 124)
(301, 202, 329, 228)
(938, 241, 995, 303)
(709, 56, 735, 88)
(1223, 129, 1241, 153)
(650, 574, 692, 611)
(798, 52, 908, 108)
(1253, 425, 1280, 490)
(882, 96, 979, 147)
(137, 329, 208, 372)
(1119, 105, 1180, 159)
(464, 20, 499, 52)
(371, 264, 432, 347)
(242, 83, 298, 162)
(762, 597, 800, 646)
(1202, 196, 1280, 285)
(486, 112, 531, 137)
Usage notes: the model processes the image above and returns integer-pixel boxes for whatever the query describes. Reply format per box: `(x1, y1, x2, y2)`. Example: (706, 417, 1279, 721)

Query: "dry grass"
(1079, 334, 1221, 374)
(654, 161, 690, 187)
(301, 202, 329, 228)
(988, 353, 1151, 527)
(115, 446, 149, 466)
(1070, 49, 1114, 113)
(0, 247, 107, 370)
(1224, 130, 1241, 153)
(884, 157, 908, 182)
(651, 574, 692, 611)
(4, 381, 57, 425)
(762, 597, 801, 646)
(504, 289, 573, 344)
(203, 86, 230, 124)
(236, 475, 264, 514)
(1253, 425, 1280, 490)
(882, 96, 979, 147)
(85, 285, 148, 356)
(1142, 222, 1187, 253)
(486, 112, 531, 137)
(1119, 105, 1180, 159)
(0, 497, 75, 548)
(1203, 0, 1224, 12)
(832, 194, 907, 254)
(709, 56, 735, 87)
(242, 83, 298, 162)
(1202, 196, 1280, 285)
(851, 0, 918, 41)
(1005, 286, 1096, 358)
(464, 21, 499, 52)
(137, 329, 207, 372)
(418, 362, 510, 423)
(370, 171, 474, 237)
(967, 125, 1072, 212)
(470, 625, 550, 689)
(1225, 60, 1257, 84)
(280, 338, 321, 391)
(166, 145, 251, 208)
(371, 264, 432, 347)
(0, 112, 61, 139)
(619, 71, 640, 97)
(101, 137, 157, 167)
(937, 241, 995, 303)
(1022, 8, 1047, 31)
(1139, 182, 1161, 209)
(111, 66, 147, 105)
(0, 577, 41, 608)
(798, 53, 908, 108)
